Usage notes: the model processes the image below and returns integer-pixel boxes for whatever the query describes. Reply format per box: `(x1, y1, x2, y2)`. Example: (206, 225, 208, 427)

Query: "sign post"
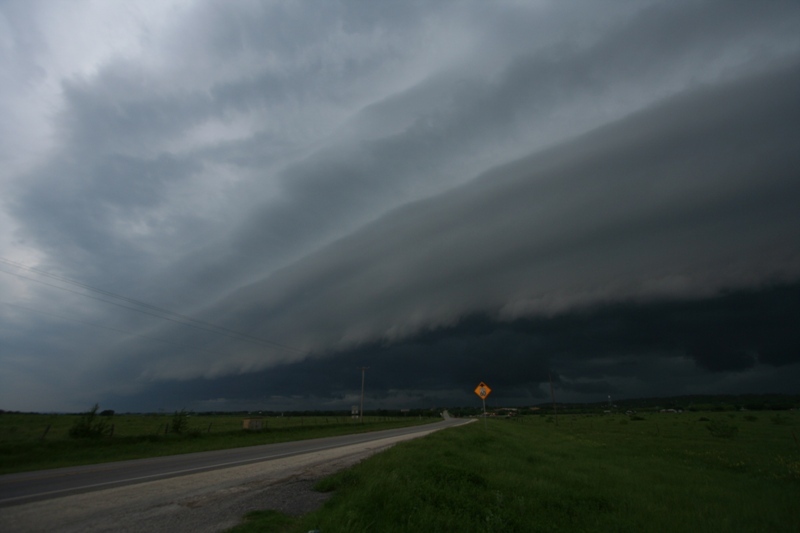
(474, 382, 492, 427)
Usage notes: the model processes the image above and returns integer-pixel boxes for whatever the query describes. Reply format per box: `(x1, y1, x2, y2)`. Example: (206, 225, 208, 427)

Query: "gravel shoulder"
(0, 425, 458, 532)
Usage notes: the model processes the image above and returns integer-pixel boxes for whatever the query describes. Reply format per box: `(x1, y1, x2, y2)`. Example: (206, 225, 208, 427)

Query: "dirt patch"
(244, 477, 331, 517)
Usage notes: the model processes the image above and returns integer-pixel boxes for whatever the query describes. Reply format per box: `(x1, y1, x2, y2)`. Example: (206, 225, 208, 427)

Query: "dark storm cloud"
(181, 59, 800, 375)
(164, 0, 800, 307)
(13, 151, 200, 252)
(2, 0, 800, 411)
(10, 0, 799, 296)
(94, 54, 800, 407)
(109, 282, 800, 412)
(5, 0, 467, 306)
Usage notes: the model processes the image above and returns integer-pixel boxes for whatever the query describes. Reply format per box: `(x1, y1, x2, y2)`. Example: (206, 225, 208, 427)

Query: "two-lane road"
(0, 418, 473, 532)
(0, 418, 469, 507)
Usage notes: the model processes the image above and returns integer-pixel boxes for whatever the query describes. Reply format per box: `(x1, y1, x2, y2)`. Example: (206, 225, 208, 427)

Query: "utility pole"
(359, 367, 368, 423)
(549, 371, 558, 426)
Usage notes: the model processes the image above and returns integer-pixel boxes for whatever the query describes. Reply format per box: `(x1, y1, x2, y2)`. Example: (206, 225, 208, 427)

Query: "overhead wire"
(1, 300, 237, 361)
(0, 257, 306, 355)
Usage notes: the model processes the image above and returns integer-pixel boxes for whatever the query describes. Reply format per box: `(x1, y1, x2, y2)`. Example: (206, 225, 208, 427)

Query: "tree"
(171, 408, 189, 434)
(69, 404, 113, 438)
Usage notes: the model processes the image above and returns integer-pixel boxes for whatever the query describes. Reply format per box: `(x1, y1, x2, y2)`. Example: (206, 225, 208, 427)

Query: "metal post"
(359, 366, 368, 423)
(549, 371, 558, 426)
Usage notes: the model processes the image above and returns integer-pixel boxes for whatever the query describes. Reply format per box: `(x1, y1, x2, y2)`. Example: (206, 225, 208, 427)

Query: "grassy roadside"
(0, 414, 436, 474)
(230, 411, 800, 532)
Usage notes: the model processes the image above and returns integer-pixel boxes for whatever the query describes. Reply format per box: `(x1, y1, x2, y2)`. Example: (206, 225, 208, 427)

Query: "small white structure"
(242, 417, 264, 430)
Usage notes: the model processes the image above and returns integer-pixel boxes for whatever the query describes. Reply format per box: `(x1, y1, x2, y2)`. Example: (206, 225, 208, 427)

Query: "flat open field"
(233, 410, 800, 532)
(0, 412, 434, 474)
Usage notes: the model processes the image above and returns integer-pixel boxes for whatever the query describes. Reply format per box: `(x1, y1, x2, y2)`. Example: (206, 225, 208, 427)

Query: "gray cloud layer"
(1, 0, 799, 411)
(176, 59, 800, 375)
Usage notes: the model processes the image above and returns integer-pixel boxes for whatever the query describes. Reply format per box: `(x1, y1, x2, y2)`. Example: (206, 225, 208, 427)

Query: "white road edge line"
(0, 426, 449, 506)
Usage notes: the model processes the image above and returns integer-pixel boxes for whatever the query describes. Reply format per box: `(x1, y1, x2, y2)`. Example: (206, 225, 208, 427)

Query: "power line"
(0, 257, 306, 355)
(0, 264, 250, 345)
(1, 300, 237, 360)
(0, 256, 287, 347)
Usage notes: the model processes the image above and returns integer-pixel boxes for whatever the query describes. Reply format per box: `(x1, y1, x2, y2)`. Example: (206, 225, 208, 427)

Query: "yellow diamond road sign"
(474, 382, 491, 400)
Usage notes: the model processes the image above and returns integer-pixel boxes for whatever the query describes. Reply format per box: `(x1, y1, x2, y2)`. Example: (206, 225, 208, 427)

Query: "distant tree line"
(3, 394, 797, 417)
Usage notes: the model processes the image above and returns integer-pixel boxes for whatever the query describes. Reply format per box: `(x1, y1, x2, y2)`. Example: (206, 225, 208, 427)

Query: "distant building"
(242, 417, 264, 430)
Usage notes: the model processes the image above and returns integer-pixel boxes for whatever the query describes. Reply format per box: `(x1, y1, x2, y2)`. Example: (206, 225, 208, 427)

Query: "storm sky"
(1, 0, 799, 413)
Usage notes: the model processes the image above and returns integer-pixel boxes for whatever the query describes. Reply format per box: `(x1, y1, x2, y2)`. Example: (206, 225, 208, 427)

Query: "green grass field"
(0, 412, 435, 474)
(231, 411, 800, 532)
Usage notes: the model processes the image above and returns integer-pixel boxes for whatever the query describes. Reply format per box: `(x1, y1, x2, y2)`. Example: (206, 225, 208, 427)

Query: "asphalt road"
(1, 418, 474, 533)
(0, 418, 469, 507)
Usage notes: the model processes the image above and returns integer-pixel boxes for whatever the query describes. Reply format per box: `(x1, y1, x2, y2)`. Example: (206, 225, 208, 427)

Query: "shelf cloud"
(2, 0, 799, 411)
